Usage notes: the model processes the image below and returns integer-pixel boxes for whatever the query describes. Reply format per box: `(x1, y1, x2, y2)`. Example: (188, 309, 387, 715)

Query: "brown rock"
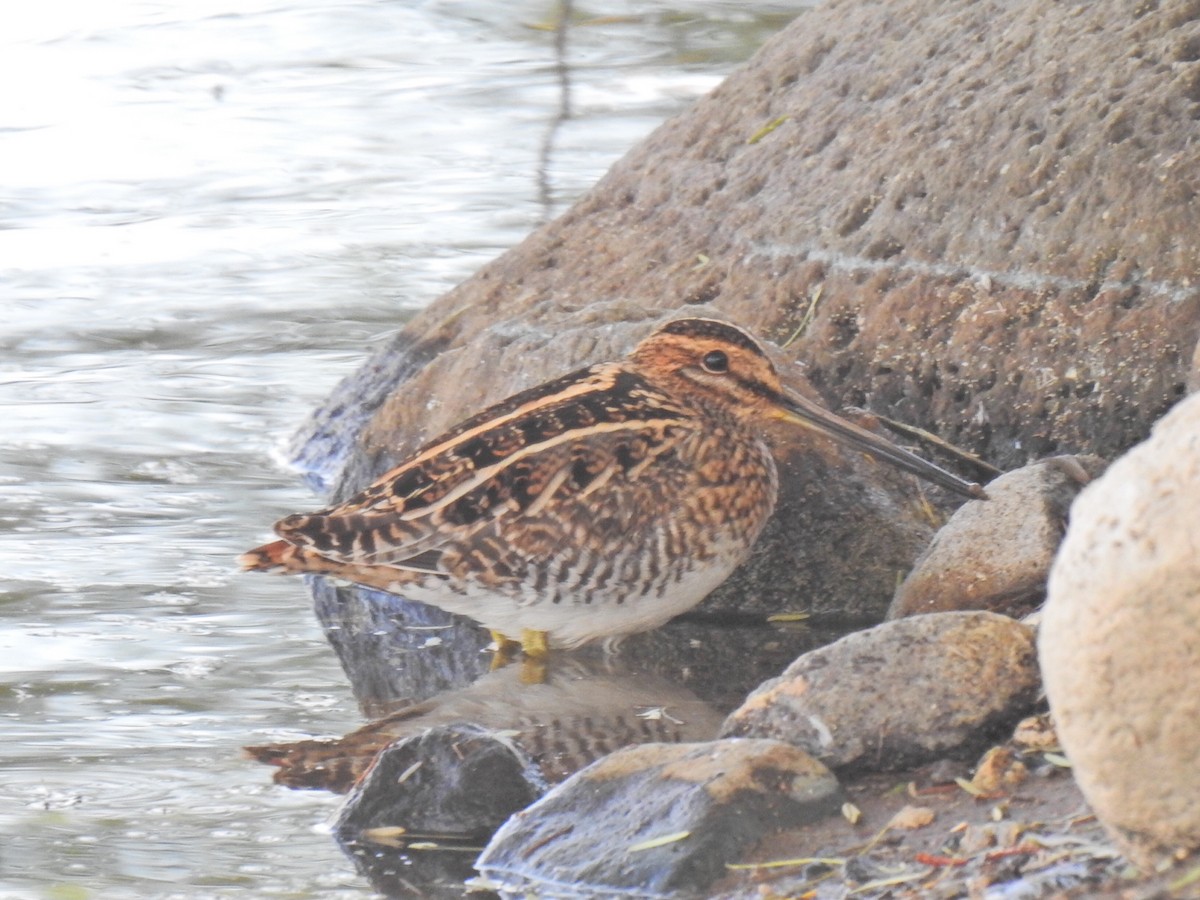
(721, 612, 1041, 773)
(295, 0, 1200, 621)
(888, 456, 1107, 619)
(1041, 391, 1200, 869)
(476, 739, 842, 898)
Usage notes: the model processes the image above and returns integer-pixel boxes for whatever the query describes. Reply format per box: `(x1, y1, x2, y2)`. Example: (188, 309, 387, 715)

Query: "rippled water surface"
(1, 2, 807, 896)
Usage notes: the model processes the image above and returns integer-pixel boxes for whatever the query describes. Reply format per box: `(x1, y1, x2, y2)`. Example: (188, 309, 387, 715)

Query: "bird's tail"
(238, 539, 417, 595)
(238, 539, 314, 573)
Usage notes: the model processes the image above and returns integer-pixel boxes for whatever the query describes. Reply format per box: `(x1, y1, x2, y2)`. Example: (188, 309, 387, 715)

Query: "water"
(0, 2, 807, 896)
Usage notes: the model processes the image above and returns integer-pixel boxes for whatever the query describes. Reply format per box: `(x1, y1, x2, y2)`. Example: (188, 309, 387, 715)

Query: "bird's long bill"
(775, 390, 986, 500)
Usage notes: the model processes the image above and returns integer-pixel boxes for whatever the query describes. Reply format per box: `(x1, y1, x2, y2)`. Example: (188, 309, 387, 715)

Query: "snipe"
(240, 318, 982, 655)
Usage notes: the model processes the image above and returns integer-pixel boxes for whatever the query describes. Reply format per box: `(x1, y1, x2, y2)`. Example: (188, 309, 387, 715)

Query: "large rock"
(1040, 392, 1200, 869)
(291, 0, 1200, 626)
(721, 612, 1041, 773)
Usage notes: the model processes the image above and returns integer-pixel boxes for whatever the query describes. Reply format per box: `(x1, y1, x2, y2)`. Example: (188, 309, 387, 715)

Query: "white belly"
(393, 537, 749, 649)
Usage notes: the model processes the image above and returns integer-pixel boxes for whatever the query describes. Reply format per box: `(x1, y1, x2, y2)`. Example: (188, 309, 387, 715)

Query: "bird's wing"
(273, 363, 694, 569)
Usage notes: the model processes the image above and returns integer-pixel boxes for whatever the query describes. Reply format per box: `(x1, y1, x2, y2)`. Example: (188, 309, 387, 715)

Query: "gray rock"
(476, 739, 842, 899)
(335, 723, 545, 844)
(721, 612, 1041, 773)
(889, 456, 1107, 619)
(1041, 392, 1200, 869)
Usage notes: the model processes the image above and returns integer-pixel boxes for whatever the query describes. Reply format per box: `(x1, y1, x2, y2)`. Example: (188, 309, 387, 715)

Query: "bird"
(240, 317, 983, 656)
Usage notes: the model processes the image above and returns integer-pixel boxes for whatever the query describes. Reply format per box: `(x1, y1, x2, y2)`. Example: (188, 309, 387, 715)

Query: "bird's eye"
(700, 350, 729, 374)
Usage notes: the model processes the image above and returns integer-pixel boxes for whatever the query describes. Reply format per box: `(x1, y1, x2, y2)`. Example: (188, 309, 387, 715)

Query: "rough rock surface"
(721, 612, 1041, 773)
(1041, 391, 1200, 869)
(888, 456, 1107, 619)
(476, 739, 842, 899)
(291, 0, 1200, 624)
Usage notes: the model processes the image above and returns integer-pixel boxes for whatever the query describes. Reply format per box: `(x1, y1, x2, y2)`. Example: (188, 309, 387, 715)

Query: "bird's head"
(631, 317, 985, 499)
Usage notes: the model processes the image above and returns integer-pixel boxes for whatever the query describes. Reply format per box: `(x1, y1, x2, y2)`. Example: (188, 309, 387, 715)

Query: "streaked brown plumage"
(240, 317, 982, 653)
(245, 658, 725, 791)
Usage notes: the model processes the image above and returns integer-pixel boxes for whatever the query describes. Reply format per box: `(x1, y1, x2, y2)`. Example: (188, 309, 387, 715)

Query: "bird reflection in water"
(247, 578, 834, 790)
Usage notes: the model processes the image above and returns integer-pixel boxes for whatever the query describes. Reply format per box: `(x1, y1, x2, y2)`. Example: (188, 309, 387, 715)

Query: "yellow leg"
(519, 629, 551, 659)
(489, 630, 521, 670)
(517, 630, 551, 684)
(488, 629, 551, 676)
(519, 655, 548, 685)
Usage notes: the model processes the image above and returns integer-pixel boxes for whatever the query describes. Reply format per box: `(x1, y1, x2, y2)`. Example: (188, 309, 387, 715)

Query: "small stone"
(957, 823, 1000, 855)
(476, 739, 842, 898)
(888, 805, 936, 830)
(888, 456, 1107, 619)
(1041, 392, 1200, 869)
(1011, 713, 1059, 753)
(967, 747, 1028, 796)
(335, 723, 545, 845)
(721, 612, 1040, 773)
